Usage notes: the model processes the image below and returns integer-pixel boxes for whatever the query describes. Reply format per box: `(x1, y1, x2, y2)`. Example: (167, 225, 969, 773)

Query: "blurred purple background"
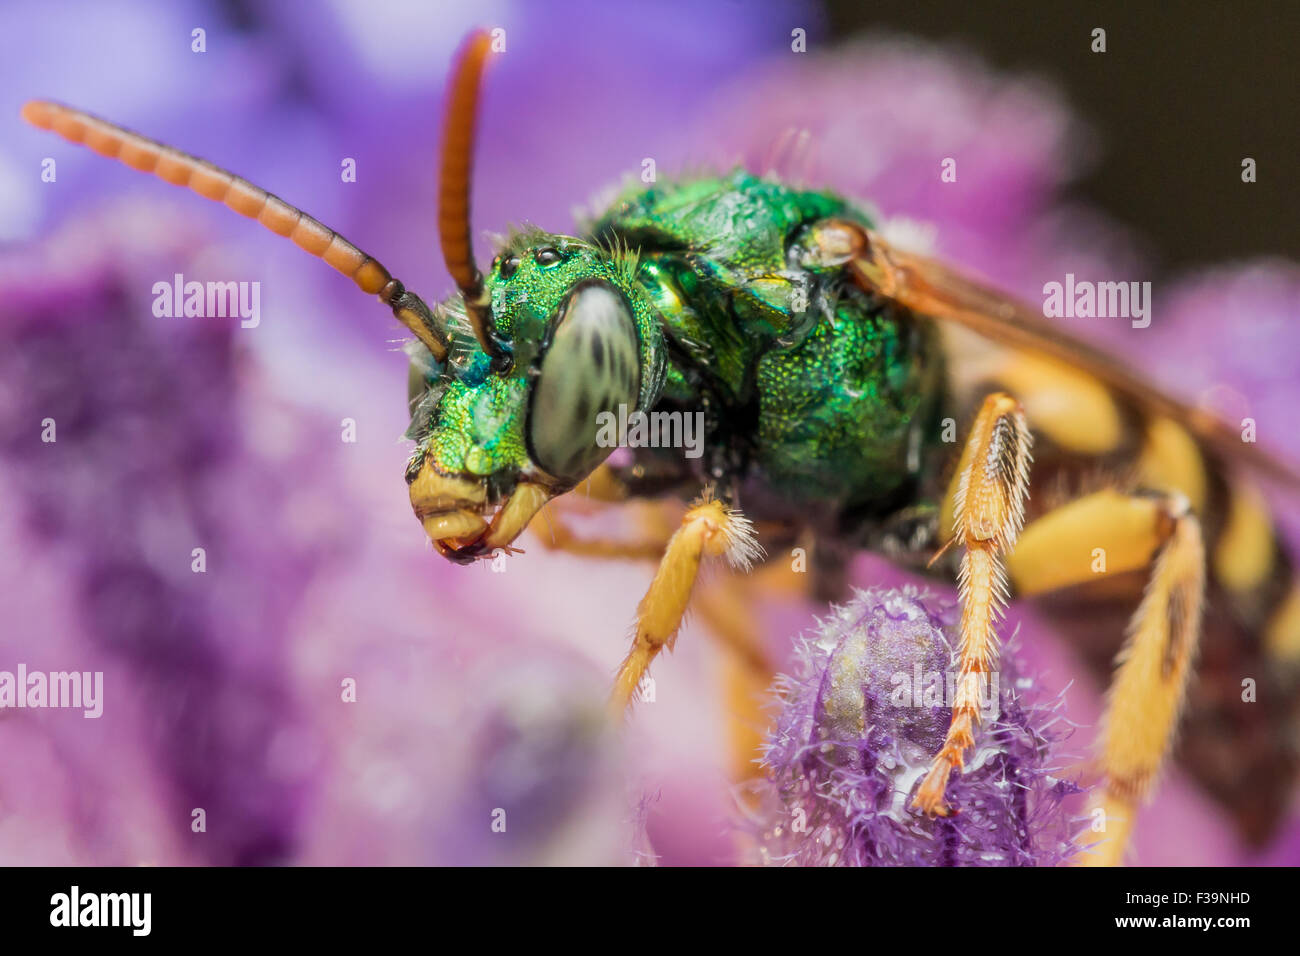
(2, 0, 1297, 865)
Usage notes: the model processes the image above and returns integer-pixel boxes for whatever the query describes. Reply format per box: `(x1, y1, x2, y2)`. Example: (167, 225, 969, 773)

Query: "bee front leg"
(525, 464, 681, 561)
(610, 491, 762, 713)
(913, 392, 1033, 816)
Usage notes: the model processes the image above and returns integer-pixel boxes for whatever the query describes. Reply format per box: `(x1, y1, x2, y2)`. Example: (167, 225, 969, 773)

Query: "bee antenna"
(19, 100, 452, 364)
(438, 29, 509, 371)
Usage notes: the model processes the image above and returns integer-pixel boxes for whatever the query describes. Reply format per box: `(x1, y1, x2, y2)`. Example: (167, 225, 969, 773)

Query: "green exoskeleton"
(24, 29, 1300, 866)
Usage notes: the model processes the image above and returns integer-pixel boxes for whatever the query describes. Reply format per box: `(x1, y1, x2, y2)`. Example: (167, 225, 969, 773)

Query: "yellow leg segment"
(610, 493, 762, 714)
(1008, 489, 1165, 594)
(529, 505, 670, 562)
(579, 462, 633, 504)
(1090, 499, 1204, 866)
(915, 392, 1032, 816)
(533, 476, 784, 780)
(1007, 489, 1205, 866)
(695, 560, 806, 782)
(525, 464, 679, 561)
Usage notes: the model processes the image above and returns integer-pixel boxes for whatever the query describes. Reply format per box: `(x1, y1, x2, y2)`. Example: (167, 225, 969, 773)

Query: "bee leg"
(610, 491, 762, 713)
(535, 477, 777, 777)
(913, 392, 1032, 816)
(526, 467, 679, 561)
(529, 506, 671, 561)
(694, 562, 805, 782)
(579, 463, 633, 503)
(1008, 488, 1205, 866)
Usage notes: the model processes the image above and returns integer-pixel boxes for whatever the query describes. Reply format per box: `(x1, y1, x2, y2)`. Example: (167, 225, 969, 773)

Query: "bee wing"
(840, 225, 1300, 486)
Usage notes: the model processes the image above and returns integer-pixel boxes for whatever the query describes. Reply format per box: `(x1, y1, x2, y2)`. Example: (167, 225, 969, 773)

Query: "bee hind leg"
(1008, 488, 1205, 866)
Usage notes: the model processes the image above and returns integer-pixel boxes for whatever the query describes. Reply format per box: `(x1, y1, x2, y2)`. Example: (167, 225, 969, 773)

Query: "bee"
(24, 29, 1300, 865)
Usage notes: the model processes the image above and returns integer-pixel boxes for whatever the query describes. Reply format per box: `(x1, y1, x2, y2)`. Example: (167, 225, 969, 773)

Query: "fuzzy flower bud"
(754, 587, 1084, 866)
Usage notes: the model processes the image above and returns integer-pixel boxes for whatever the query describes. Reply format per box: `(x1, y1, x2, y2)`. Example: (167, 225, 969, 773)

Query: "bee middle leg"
(914, 391, 1033, 816)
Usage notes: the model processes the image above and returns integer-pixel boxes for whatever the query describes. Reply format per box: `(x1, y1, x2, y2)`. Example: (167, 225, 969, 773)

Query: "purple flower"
(0, 202, 331, 864)
(753, 588, 1084, 866)
(431, 656, 648, 866)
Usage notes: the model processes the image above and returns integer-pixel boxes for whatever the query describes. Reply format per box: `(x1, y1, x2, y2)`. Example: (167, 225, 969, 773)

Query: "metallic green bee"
(25, 29, 1300, 865)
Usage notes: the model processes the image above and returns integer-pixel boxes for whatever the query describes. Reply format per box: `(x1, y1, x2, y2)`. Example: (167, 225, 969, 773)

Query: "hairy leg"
(914, 392, 1032, 815)
(610, 492, 762, 713)
(1009, 488, 1205, 866)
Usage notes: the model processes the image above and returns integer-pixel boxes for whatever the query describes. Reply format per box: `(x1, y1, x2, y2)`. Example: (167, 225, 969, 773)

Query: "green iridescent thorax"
(406, 230, 665, 494)
(589, 169, 943, 509)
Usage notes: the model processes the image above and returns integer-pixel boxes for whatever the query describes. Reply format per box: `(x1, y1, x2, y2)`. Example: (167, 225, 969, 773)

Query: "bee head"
(406, 230, 662, 563)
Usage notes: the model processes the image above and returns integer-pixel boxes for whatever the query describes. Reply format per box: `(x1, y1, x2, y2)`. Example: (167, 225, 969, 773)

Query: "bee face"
(408, 233, 652, 561)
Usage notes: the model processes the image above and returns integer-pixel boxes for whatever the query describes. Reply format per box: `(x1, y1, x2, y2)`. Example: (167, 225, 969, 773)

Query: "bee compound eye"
(526, 281, 641, 481)
(500, 256, 520, 279)
(535, 247, 560, 266)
